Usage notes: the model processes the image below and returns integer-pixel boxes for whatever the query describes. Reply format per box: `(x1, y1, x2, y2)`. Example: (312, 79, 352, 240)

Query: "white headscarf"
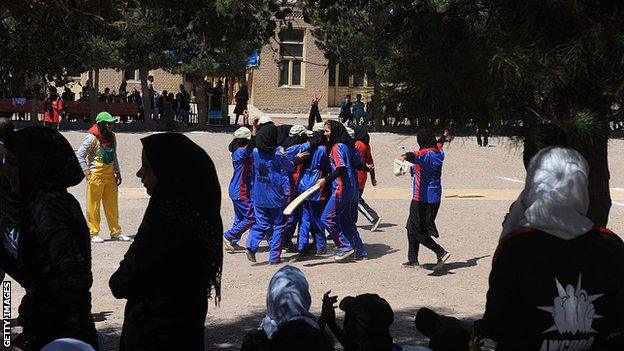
(501, 147, 594, 240)
(260, 265, 319, 339)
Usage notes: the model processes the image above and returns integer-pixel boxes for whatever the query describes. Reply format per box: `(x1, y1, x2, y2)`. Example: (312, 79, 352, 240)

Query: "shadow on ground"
(422, 255, 491, 277)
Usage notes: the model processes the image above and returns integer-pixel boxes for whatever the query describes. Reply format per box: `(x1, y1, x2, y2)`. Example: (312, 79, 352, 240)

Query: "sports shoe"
(371, 217, 382, 232)
(401, 261, 419, 268)
(334, 249, 355, 261)
(433, 251, 451, 270)
(246, 249, 257, 263)
(223, 238, 235, 253)
(111, 234, 132, 242)
(91, 235, 105, 243)
(232, 243, 246, 251)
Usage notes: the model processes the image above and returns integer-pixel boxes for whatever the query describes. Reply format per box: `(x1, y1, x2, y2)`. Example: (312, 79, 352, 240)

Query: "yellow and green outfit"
(77, 124, 122, 237)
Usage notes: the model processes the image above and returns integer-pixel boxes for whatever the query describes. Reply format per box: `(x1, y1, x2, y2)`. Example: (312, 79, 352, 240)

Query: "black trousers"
(357, 189, 379, 223)
(406, 200, 444, 263)
(477, 131, 489, 146)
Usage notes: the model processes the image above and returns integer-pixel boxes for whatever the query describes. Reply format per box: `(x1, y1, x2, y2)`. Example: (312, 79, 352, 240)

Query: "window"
(328, 63, 336, 86)
(278, 29, 304, 87)
(124, 69, 138, 81)
(338, 65, 350, 87)
(353, 72, 365, 87)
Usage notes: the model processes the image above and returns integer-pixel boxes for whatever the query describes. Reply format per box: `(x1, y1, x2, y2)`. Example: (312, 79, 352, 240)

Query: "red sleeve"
(365, 144, 373, 164)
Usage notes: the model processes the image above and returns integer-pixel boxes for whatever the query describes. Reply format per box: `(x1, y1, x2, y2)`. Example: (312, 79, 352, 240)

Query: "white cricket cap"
(312, 122, 325, 132)
(259, 116, 272, 124)
(233, 127, 252, 140)
(289, 124, 308, 137)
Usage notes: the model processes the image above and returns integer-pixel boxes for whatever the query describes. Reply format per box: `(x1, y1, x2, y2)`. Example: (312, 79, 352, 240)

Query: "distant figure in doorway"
(234, 84, 249, 126)
(339, 94, 353, 125)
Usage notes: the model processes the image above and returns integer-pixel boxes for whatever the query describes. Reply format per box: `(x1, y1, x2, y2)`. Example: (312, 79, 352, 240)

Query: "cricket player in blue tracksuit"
(279, 125, 311, 252)
(345, 127, 369, 259)
(246, 123, 306, 264)
(297, 123, 332, 254)
(400, 128, 451, 269)
(316, 120, 361, 261)
(223, 126, 255, 252)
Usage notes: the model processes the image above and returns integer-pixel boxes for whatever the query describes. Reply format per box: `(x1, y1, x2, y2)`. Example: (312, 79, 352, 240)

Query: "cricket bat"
(283, 185, 322, 216)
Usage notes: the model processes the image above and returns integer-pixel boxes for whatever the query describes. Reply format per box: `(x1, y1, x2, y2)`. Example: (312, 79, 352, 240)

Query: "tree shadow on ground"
(421, 255, 490, 277)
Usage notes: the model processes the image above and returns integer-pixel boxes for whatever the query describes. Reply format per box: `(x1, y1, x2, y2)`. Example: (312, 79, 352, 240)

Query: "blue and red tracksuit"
(321, 143, 359, 254)
(281, 142, 311, 249)
(407, 139, 445, 204)
(348, 147, 367, 257)
(297, 145, 331, 252)
(246, 148, 294, 263)
(224, 146, 254, 245)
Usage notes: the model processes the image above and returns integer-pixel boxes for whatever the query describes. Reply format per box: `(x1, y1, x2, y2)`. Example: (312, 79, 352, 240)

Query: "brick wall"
(77, 69, 185, 96)
(251, 19, 329, 113)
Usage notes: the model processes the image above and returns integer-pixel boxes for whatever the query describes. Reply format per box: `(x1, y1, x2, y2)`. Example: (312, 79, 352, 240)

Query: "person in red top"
(43, 86, 63, 130)
(353, 126, 381, 231)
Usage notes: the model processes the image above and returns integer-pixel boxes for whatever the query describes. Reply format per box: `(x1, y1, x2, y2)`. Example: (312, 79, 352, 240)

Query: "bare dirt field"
(7, 129, 624, 350)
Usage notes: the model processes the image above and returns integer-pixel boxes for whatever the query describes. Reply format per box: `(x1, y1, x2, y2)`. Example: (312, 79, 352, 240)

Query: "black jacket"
(1, 127, 98, 350)
(109, 201, 213, 351)
(477, 228, 624, 350)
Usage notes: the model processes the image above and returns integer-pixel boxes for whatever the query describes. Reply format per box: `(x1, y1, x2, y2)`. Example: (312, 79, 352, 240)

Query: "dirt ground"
(6, 130, 624, 350)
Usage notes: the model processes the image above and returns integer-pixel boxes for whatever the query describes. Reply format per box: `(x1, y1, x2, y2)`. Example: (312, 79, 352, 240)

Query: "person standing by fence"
(76, 111, 130, 243)
(43, 86, 63, 129)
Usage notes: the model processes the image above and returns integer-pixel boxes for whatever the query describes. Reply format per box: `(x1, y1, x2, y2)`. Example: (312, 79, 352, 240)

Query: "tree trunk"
(570, 134, 611, 226)
(523, 125, 612, 226)
(88, 69, 97, 121)
(369, 71, 383, 129)
(195, 76, 208, 126)
(139, 68, 152, 127)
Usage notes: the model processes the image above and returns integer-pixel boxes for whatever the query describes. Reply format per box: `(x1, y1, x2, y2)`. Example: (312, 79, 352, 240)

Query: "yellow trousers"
(87, 175, 122, 236)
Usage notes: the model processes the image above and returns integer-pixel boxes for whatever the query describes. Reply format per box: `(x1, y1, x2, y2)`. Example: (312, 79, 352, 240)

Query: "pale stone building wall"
(249, 16, 329, 113)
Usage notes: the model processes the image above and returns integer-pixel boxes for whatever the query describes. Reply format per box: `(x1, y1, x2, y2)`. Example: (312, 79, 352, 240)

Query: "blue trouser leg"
(247, 206, 270, 252)
(268, 208, 286, 263)
(224, 199, 255, 245)
(282, 207, 299, 249)
(345, 201, 367, 257)
(297, 202, 312, 251)
(321, 196, 352, 253)
(309, 201, 326, 253)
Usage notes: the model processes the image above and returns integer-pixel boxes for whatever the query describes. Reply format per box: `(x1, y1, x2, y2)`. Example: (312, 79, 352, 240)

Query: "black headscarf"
(140, 133, 223, 301)
(228, 138, 249, 153)
(326, 120, 354, 148)
(256, 123, 278, 154)
(340, 294, 394, 351)
(353, 125, 370, 145)
(5, 126, 83, 205)
(417, 128, 437, 149)
(276, 125, 292, 147)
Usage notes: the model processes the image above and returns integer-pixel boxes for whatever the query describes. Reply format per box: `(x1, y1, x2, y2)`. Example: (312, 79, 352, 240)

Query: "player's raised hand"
(320, 290, 338, 326)
(296, 151, 310, 160)
(316, 178, 326, 189)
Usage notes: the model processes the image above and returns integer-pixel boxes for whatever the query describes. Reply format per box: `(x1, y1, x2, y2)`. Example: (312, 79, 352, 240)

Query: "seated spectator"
(0, 127, 99, 350)
(475, 147, 624, 350)
(319, 292, 402, 351)
(243, 265, 333, 351)
(109, 133, 223, 350)
(414, 308, 470, 351)
(98, 87, 113, 103)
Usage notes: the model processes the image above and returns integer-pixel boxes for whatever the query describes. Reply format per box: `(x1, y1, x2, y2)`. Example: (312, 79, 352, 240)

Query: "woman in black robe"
(1, 126, 99, 350)
(109, 133, 223, 351)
